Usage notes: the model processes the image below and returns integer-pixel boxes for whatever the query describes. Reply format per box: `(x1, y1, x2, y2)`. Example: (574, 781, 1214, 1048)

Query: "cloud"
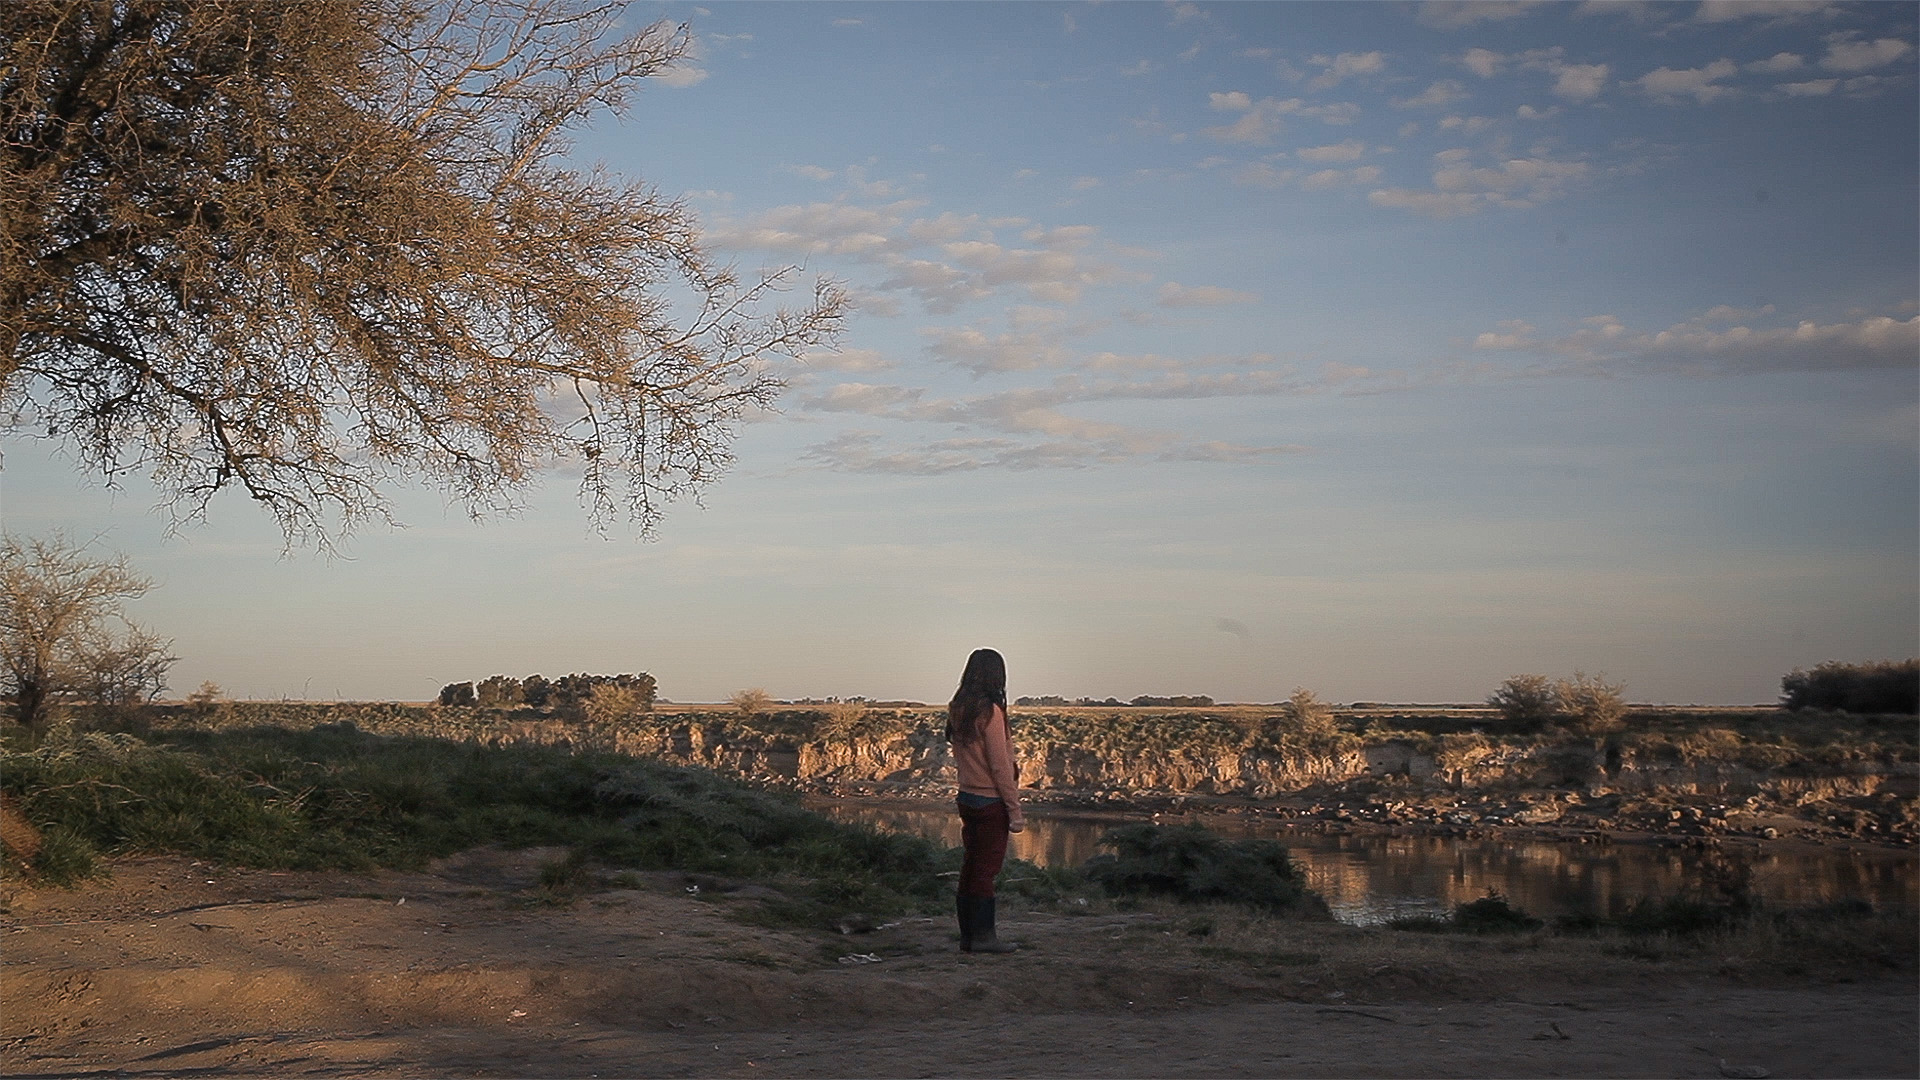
(1169, 2, 1206, 24)
(1821, 36, 1914, 73)
(785, 164, 837, 181)
(1747, 52, 1806, 74)
(1162, 441, 1310, 462)
(1778, 78, 1839, 96)
(1693, 0, 1839, 23)
(1550, 62, 1610, 102)
(1122, 59, 1158, 77)
(1394, 80, 1470, 109)
(1516, 104, 1562, 119)
(795, 366, 1335, 475)
(1631, 59, 1739, 104)
(1158, 282, 1259, 307)
(1203, 94, 1360, 143)
(1368, 148, 1587, 217)
(655, 63, 710, 89)
(1439, 114, 1496, 134)
(1367, 188, 1484, 218)
(1071, 176, 1103, 191)
(1468, 309, 1920, 374)
(1461, 47, 1503, 78)
(923, 327, 1073, 375)
(1307, 51, 1387, 90)
(801, 347, 895, 373)
(710, 201, 911, 256)
(1417, 1, 1547, 28)
(1215, 617, 1250, 640)
(1296, 139, 1368, 163)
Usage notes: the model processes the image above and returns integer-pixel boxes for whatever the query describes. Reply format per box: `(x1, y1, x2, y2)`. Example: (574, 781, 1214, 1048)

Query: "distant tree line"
(1781, 660, 1917, 715)
(437, 673, 656, 712)
(1014, 694, 1215, 708)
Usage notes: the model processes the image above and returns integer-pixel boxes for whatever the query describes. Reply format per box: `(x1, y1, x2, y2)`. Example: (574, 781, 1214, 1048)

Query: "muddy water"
(811, 800, 1919, 925)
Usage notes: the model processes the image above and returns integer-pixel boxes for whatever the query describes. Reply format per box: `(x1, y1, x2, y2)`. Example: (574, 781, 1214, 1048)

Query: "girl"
(946, 647, 1024, 953)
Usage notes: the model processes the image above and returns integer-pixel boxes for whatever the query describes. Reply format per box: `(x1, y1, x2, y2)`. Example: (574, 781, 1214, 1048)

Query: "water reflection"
(813, 799, 1919, 925)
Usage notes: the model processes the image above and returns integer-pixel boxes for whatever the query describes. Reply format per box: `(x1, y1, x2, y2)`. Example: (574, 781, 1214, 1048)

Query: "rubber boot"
(955, 893, 973, 952)
(967, 895, 1017, 954)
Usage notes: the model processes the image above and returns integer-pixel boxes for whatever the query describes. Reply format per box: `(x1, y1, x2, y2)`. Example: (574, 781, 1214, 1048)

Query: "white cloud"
(1821, 36, 1914, 73)
(801, 347, 895, 373)
(1307, 51, 1387, 90)
(1122, 59, 1158, 77)
(1516, 104, 1562, 119)
(1394, 80, 1469, 109)
(1461, 47, 1504, 78)
(1202, 94, 1359, 144)
(656, 63, 710, 89)
(1573, 1, 1668, 22)
(1158, 282, 1259, 307)
(1439, 114, 1496, 135)
(1747, 52, 1806, 73)
(1551, 62, 1610, 101)
(1370, 148, 1587, 217)
(1778, 78, 1840, 96)
(710, 202, 910, 255)
(1232, 162, 1298, 188)
(1632, 59, 1740, 104)
(922, 327, 1074, 375)
(786, 164, 837, 181)
(1071, 176, 1103, 191)
(1467, 309, 1920, 374)
(1297, 139, 1368, 163)
(1169, 2, 1206, 24)
(805, 382, 926, 413)
(1418, 1, 1547, 29)
(1694, 0, 1838, 23)
(1366, 188, 1483, 218)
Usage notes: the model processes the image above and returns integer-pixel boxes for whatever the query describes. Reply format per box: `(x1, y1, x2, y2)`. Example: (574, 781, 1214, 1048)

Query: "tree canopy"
(1, 0, 843, 544)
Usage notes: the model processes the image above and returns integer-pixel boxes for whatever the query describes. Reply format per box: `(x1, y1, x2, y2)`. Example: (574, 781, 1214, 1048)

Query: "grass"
(0, 721, 1328, 932)
(0, 723, 953, 926)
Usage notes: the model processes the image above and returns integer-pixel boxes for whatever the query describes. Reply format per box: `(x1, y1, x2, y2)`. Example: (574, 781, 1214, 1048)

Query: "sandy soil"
(2, 852, 1913, 1079)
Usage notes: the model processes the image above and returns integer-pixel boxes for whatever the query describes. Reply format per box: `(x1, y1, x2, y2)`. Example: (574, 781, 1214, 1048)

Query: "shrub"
(1389, 892, 1542, 933)
(1489, 674, 1559, 728)
(1556, 672, 1626, 734)
(1781, 660, 1919, 715)
(583, 684, 647, 725)
(730, 688, 773, 718)
(1280, 687, 1337, 738)
(1083, 823, 1326, 915)
(437, 681, 475, 707)
(474, 675, 524, 708)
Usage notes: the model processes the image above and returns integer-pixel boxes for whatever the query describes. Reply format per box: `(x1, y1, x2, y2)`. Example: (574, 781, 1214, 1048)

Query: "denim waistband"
(956, 790, 1003, 808)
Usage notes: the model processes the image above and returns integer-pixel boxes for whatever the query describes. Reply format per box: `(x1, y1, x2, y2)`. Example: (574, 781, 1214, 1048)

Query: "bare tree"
(0, 534, 176, 733)
(1, 1, 845, 546)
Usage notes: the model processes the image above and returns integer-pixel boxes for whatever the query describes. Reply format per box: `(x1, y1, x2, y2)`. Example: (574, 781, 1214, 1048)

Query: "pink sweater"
(953, 704, 1024, 822)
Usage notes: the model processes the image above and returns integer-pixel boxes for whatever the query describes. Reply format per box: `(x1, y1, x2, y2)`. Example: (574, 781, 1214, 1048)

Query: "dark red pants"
(957, 799, 1010, 897)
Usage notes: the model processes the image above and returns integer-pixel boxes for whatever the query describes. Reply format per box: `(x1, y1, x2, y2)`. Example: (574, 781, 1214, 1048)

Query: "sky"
(3, 0, 1916, 706)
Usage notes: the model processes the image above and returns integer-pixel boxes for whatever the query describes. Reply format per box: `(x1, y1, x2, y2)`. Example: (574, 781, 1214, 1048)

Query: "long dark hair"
(946, 648, 1007, 747)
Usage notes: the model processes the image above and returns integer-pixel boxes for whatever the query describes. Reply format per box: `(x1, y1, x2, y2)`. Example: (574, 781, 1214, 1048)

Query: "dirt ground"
(2, 852, 1913, 1079)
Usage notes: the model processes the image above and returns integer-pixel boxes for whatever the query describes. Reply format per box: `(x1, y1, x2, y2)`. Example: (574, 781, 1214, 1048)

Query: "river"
(810, 799, 1919, 925)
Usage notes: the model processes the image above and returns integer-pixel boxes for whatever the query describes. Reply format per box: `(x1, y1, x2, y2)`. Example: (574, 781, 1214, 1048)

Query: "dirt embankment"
(4, 852, 1915, 1078)
(151, 703, 1920, 850)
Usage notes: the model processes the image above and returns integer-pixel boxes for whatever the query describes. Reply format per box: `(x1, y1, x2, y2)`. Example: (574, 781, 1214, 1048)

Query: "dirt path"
(3, 854, 1912, 1078)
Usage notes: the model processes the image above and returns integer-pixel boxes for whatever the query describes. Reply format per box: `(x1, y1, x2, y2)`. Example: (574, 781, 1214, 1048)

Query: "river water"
(811, 800, 1919, 925)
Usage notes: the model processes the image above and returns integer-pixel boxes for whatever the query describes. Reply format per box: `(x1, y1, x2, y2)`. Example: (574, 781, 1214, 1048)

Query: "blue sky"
(4, 0, 1915, 705)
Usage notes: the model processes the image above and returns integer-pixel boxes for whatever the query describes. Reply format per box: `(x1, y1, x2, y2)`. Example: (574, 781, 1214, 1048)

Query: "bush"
(1781, 660, 1919, 715)
(1389, 892, 1542, 933)
(730, 687, 773, 718)
(437, 681, 475, 707)
(1083, 823, 1326, 915)
(1489, 674, 1559, 728)
(1279, 687, 1337, 738)
(583, 683, 647, 725)
(1556, 672, 1626, 734)
(474, 675, 524, 708)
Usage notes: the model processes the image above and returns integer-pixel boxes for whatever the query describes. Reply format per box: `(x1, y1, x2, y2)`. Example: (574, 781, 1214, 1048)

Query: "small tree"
(186, 681, 226, 716)
(1280, 687, 1338, 738)
(1781, 660, 1919, 714)
(437, 681, 476, 707)
(521, 674, 552, 708)
(1489, 674, 1560, 728)
(0, 534, 175, 734)
(1556, 671, 1626, 734)
(730, 687, 773, 719)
